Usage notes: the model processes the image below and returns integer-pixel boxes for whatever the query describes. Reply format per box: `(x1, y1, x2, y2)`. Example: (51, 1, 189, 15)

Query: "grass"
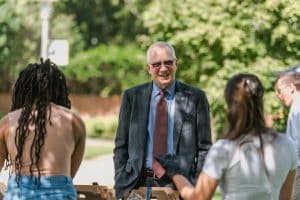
(83, 145, 113, 160)
(83, 116, 118, 139)
(213, 188, 222, 200)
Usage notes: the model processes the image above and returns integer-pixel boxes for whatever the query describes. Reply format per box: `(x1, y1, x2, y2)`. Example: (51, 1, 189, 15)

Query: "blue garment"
(145, 81, 176, 169)
(286, 93, 300, 200)
(287, 93, 300, 166)
(4, 175, 76, 200)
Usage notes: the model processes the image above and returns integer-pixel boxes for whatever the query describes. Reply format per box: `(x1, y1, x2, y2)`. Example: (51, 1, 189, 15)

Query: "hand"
(155, 154, 185, 178)
(0, 182, 6, 199)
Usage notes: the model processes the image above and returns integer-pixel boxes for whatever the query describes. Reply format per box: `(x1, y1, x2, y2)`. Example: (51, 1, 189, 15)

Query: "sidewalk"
(73, 138, 115, 187)
(73, 153, 114, 187)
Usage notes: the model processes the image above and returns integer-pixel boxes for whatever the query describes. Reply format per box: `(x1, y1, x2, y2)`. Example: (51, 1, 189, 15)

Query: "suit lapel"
(173, 82, 189, 151)
(136, 83, 152, 146)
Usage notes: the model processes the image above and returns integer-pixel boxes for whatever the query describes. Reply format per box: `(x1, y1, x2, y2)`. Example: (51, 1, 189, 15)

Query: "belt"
(144, 169, 160, 180)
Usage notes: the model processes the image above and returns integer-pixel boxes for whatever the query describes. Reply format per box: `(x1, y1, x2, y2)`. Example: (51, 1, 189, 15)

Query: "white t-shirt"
(202, 132, 297, 200)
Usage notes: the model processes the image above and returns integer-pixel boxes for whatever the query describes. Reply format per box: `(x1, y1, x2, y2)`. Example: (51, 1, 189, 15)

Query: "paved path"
(0, 138, 115, 189)
(73, 153, 114, 187)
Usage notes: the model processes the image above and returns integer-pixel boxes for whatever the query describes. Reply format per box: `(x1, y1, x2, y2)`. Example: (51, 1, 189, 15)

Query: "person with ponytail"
(156, 73, 297, 200)
(0, 59, 86, 199)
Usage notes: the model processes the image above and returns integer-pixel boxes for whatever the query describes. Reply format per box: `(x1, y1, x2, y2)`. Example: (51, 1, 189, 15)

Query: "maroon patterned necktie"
(153, 90, 168, 159)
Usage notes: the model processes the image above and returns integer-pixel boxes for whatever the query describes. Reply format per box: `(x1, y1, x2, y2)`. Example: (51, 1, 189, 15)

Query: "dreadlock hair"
(10, 58, 70, 184)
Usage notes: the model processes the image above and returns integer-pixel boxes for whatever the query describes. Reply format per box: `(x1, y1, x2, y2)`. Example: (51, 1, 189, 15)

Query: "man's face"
(275, 79, 294, 107)
(147, 47, 177, 90)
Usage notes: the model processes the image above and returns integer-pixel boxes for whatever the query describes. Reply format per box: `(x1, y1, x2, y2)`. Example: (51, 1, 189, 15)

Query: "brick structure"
(0, 93, 121, 117)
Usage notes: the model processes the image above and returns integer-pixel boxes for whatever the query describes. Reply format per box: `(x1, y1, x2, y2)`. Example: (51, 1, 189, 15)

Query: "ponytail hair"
(223, 73, 269, 139)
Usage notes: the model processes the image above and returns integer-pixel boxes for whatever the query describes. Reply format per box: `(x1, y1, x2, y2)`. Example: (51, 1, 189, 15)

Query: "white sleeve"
(287, 111, 300, 166)
(287, 112, 300, 143)
(286, 135, 298, 170)
(202, 139, 232, 180)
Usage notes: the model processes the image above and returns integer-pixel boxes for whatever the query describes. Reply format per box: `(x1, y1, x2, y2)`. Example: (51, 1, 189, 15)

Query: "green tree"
(140, 0, 300, 135)
(0, 0, 85, 92)
(55, 0, 150, 48)
(63, 44, 147, 96)
(0, 0, 40, 91)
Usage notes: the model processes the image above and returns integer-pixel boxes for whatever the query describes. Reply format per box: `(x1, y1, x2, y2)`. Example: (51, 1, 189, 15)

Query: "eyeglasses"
(149, 59, 176, 68)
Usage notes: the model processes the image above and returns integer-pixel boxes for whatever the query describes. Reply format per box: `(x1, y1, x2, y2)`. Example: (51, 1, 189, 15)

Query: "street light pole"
(40, 0, 53, 59)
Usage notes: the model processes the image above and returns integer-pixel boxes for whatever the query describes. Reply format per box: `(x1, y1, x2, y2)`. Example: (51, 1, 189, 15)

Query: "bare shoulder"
(71, 111, 85, 131)
(50, 103, 86, 139)
(70, 111, 86, 142)
(0, 114, 9, 139)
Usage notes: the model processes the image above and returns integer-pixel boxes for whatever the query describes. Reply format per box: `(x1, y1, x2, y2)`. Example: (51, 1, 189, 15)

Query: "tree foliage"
(140, 0, 300, 135)
(55, 0, 149, 47)
(1, 0, 299, 135)
(62, 44, 147, 96)
(0, 0, 40, 91)
(0, 0, 87, 92)
(0, 0, 147, 92)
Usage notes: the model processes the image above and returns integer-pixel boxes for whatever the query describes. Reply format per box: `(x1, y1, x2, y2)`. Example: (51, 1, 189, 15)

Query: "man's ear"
(146, 64, 151, 75)
(175, 60, 179, 68)
(290, 83, 297, 94)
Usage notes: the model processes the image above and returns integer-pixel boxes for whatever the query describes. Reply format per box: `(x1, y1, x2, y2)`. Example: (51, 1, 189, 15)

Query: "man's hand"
(155, 154, 185, 179)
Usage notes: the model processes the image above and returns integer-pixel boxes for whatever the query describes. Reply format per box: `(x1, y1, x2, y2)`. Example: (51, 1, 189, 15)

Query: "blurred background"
(0, 0, 299, 198)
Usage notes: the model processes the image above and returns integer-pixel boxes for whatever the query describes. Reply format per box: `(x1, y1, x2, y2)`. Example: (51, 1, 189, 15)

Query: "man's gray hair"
(276, 71, 300, 91)
(275, 64, 300, 77)
(146, 41, 177, 64)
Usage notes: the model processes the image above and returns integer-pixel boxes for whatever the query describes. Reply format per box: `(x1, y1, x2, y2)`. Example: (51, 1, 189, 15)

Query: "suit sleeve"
(113, 91, 131, 197)
(195, 91, 212, 177)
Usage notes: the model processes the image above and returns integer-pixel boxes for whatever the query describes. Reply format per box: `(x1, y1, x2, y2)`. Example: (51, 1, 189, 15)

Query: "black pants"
(136, 170, 175, 188)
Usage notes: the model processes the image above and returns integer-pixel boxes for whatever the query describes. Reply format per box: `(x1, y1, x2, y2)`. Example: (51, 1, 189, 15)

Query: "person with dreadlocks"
(0, 59, 86, 199)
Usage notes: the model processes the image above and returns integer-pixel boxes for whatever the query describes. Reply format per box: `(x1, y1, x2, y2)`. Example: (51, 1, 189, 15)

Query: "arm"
(156, 140, 228, 200)
(279, 169, 296, 200)
(195, 91, 212, 175)
(156, 153, 219, 200)
(173, 172, 218, 200)
(0, 116, 8, 172)
(70, 113, 86, 178)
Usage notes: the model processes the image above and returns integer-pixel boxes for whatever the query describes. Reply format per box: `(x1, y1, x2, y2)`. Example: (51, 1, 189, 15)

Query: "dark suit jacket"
(113, 81, 212, 198)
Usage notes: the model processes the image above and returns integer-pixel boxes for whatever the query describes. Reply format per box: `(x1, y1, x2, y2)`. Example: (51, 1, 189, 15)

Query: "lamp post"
(40, 0, 53, 59)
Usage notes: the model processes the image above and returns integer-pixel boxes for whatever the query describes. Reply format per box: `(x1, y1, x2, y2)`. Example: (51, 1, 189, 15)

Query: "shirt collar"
(152, 81, 176, 98)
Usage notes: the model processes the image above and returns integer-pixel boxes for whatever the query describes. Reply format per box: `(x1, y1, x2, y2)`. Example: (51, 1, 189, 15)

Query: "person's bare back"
(3, 103, 85, 177)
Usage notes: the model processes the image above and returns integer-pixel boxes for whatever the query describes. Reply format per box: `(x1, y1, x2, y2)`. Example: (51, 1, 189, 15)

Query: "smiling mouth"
(159, 74, 169, 78)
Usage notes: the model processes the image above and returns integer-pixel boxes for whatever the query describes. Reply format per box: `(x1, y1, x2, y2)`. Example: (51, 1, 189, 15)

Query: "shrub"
(84, 115, 118, 140)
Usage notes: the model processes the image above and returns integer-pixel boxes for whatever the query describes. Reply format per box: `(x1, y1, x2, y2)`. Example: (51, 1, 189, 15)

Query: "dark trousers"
(122, 170, 182, 200)
(136, 169, 175, 188)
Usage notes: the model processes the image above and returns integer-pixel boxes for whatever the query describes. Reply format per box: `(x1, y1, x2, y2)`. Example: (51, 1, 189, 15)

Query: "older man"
(275, 64, 300, 200)
(113, 41, 212, 199)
